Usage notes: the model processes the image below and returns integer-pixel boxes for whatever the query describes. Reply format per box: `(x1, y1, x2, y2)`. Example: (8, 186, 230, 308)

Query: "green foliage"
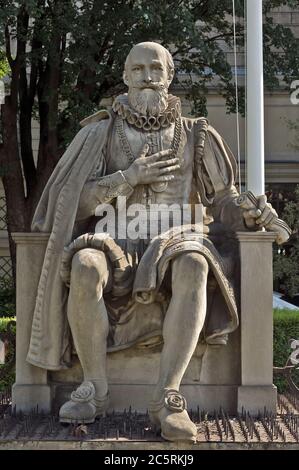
(0, 316, 16, 392)
(263, 15, 299, 90)
(0, 50, 9, 79)
(273, 186, 299, 297)
(0, 367, 14, 392)
(273, 308, 299, 392)
(0, 278, 15, 318)
(0, 316, 15, 333)
(1, 0, 298, 146)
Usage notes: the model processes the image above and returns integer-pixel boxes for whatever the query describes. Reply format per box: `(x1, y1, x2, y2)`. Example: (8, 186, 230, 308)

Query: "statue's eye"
(132, 66, 141, 72)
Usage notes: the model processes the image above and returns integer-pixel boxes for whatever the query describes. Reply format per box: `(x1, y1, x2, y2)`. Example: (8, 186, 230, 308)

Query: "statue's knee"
(173, 252, 209, 281)
(71, 249, 106, 293)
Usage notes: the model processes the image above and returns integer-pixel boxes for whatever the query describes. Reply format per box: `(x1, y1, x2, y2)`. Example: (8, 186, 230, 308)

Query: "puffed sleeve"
(194, 119, 247, 231)
(76, 144, 134, 221)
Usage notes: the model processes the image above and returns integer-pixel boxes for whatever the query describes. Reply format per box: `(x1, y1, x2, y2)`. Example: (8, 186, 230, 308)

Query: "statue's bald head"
(124, 42, 175, 83)
(123, 42, 174, 116)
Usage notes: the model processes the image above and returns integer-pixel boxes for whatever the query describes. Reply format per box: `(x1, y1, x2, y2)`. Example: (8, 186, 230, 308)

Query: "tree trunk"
(0, 98, 27, 281)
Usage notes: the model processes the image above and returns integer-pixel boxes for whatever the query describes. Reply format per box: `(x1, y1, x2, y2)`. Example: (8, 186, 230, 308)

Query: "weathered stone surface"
(12, 383, 52, 414)
(0, 440, 298, 450)
(237, 385, 277, 416)
(11, 233, 51, 413)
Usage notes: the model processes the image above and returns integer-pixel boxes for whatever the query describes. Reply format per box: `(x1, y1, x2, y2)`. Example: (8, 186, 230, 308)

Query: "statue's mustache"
(133, 82, 166, 91)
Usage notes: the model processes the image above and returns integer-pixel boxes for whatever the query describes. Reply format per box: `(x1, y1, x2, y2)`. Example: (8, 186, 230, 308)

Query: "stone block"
(12, 383, 52, 414)
(236, 232, 276, 387)
(237, 385, 277, 415)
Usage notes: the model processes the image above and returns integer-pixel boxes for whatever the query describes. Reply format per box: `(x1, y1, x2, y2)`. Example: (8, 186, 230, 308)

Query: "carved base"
(237, 385, 277, 415)
(53, 384, 238, 414)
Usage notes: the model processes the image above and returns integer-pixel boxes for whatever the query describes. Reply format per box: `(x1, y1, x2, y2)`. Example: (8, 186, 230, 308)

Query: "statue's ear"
(167, 68, 175, 86)
(123, 70, 129, 86)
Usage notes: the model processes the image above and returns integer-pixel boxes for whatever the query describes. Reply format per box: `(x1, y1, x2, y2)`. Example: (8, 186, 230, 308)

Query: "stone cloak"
(27, 112, 112, 370)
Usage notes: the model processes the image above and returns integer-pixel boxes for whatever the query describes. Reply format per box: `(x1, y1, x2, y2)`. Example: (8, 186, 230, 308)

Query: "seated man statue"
(27, 42, 289, 442)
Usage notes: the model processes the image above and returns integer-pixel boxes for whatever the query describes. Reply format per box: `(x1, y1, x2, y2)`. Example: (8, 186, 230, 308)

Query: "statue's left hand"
(235, 192, 292, 244)
(242, 194, 278, 229)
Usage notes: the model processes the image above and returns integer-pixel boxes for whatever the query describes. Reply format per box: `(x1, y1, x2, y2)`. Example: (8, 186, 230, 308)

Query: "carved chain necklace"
(115, 114, 183, 193)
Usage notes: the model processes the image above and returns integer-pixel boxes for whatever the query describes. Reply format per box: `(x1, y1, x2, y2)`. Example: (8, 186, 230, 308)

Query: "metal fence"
(0, 197, 7, 231)
(0, 196, 14, 316)
(0, 257, 12, 281)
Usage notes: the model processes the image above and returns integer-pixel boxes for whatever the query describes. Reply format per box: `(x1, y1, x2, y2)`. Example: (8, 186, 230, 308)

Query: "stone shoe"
(149, 389, 197, 443)
(59, 381, 109, 424)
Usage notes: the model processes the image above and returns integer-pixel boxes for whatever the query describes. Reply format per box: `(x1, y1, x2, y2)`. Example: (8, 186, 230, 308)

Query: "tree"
(273, 116, 299, 299)
(0, 0, 298, 277)
(273, 185, 299, 298)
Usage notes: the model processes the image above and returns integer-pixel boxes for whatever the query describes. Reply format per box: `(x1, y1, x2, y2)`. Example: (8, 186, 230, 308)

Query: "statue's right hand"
(123, 144, 180, 187)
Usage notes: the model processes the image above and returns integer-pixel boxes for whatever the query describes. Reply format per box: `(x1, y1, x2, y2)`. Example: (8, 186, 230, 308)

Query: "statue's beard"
(128, 86, 168, 116)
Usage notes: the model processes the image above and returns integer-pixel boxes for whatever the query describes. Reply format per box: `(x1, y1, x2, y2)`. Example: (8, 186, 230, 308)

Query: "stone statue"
(28, 42, 290, 442)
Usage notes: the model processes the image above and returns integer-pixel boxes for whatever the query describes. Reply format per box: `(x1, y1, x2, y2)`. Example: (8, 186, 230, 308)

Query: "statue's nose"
(143, 71, 153, 83)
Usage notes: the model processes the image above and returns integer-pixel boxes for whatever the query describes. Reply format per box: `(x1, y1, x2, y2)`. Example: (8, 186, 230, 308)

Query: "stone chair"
(12, 231, 277, 416)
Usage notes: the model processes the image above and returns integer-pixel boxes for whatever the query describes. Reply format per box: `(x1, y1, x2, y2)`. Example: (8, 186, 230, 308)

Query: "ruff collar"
(112, 93, 181, 131)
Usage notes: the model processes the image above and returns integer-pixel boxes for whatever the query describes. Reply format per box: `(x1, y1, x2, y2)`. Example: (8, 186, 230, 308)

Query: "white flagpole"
(246, 0, 265, 196)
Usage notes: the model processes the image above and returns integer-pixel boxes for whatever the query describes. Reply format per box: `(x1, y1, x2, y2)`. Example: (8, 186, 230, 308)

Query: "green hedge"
(0, 311, 298, 393)
(0, 316, 16, 331)
(0, 278, 16, 318)
(0, 317, 16, 391)
(273, 308, 299, 393)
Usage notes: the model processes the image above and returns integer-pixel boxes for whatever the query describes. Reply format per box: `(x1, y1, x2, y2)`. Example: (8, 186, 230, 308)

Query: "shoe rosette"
(164, 389, 187, 413)
(70, 381, 96, 403)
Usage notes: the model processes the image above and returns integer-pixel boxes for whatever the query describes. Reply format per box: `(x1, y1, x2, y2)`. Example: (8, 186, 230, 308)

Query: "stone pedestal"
(236, 231, 277, 415)
(12, 233, 52, 413)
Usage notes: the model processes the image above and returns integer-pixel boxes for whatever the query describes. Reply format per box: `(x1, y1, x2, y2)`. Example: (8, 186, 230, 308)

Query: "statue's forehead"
(127, 46, 166, 65)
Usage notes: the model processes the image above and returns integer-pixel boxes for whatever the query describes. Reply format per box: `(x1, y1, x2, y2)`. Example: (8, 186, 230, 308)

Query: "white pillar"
(246, 0, 265, 196)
